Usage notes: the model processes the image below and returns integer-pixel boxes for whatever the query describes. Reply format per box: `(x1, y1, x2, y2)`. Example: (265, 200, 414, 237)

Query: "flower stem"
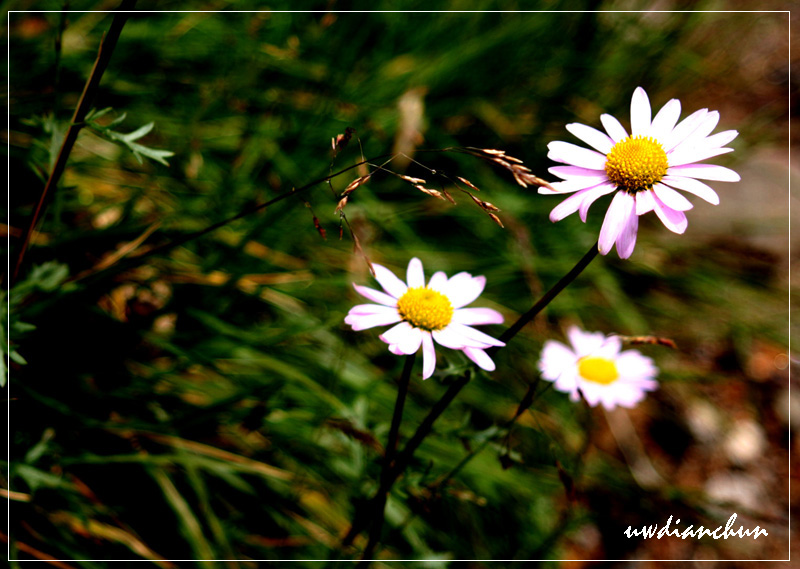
(12, 0, 137, 285)
(356, 353, 415, 564)
(490, 241, 599, 352)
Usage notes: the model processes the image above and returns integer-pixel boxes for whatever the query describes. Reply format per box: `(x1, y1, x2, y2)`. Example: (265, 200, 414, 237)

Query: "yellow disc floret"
(397, 287, 454, 331)
(577, 356, 619, 385)
(605, 135, 668, 193)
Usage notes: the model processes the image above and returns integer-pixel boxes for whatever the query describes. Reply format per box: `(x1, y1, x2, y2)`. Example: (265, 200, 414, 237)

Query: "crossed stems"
(348, 242, 600, 562)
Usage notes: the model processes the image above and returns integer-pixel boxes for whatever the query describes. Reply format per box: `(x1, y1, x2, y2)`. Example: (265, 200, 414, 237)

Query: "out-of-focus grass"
(7, 3, 789, 565)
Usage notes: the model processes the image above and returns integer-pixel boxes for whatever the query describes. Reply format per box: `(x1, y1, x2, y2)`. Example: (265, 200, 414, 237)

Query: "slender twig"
(12, 0, 137, 285)
(357, 353, 415, 564)
(490, 241, 599, 351)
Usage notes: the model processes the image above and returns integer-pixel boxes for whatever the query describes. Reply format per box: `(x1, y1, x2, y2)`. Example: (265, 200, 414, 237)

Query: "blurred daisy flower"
(538, 326, 658, 410)
(345, 258, 504, 379)
(542, 87, 740, 258)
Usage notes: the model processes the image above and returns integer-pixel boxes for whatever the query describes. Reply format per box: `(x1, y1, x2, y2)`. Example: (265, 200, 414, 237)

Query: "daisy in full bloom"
(542, 87, 740, 258)
(345, 258, 505, 379)
(538, 326, 658, 410)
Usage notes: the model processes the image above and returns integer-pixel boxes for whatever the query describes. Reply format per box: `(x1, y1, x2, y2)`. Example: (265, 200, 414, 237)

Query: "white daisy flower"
(345, 258, 505, 379)
(542, 86, 740, 259)
(538, 326, 658, 410)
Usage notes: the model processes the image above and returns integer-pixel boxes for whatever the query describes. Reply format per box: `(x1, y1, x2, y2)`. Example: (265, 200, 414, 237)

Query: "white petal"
(372, 264, 408, 298)
(347, 304, 400, 316)
(549, 165, 608, 180)
(598, 191, 633, 256)
(649, 99, 681, 141)
(615, 207, 639, 259)
(635, 189, 656, 215)
(538, 340, 577, 381)
(421, 333, 436, 379)
(666, 164, 740, 182)
(630, 87, 652, 137)
(653, 183, 694, 211)
(442, 273, 486, 309)
(432, 326, 474, 349)
(345, 311, 402, 331)
(601, 113, 629, 142)
(553, 367, 580, 395)
(567, 327, 607, 356)
(448, 323, 505, 348)
(388, 344, 405, 356)
(663, 108, 708, 151)
(579, 182, 618, 222)
(661, 175, 720, 205)
(550, 188, 595, 222)
(451, 307, 504, 326)
(653, 195, 688, 234)
(701, 129, 738, 149)
(668, 146, 734, 168)
(379, 322, 424, 354)
(463, 347, 496, 372)
(685, 110, 720, 143)
(406, 258, 425, 288)
(427, 271, 448, 292)
(548, 176, 609, 195)
(548, 141, 608, 170)
(353, 284, 398, 307)
(566, 123, 615, 154)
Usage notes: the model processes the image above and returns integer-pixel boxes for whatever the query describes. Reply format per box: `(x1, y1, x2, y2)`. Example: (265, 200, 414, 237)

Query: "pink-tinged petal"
(635, 189, 656, 215)
(549, 165, 608, 180)
(451, 307, 504, 326)
(345, 311, 403, 331)
(578, 182, 618, 222)
(701, 129, 738, 149)
(553, 367, 580, 394)
(663, 108, 708, 151)
(406, 258, 425, 288)
(630, 87, 652, 137)
(653, 183, 694, 211)
(649, 98, 681, 141)
(578, 383, 603, 407)
(666, 164, 740, 182)
(463, 347, 496, 372)
(615, 207, 639, 259)
(601, 113, 629, 142)
(421, 333, 436, 379)
(388, 344, 405, 355)
(566, 123, 615, 154)
(684, 110, 720, 143)
(353, 284, 398, 307)
(653, 195, 688, 234)
(547, 141, 608, 170)
(598, 191, 634, 256)
(667, 146, 734, 168)
(548, 177, 609, 195)
(442, 273, 486, 309)
(661, 175, 720, 205)
(594, 335, 622, 359)
(550, 188, 593, 222)
(449, 323, 504, 347)
(379, 322, 423, 354)
(567, 326, 606, 355)
(347, 304, 400, 317)
(538, 340, 577, 381)
(427, 270, 448, 292)
(372, 263, 407, 298)
(432, 326, 474, 349)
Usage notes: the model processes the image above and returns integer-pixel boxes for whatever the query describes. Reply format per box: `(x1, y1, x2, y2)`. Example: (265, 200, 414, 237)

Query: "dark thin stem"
(489, 241, 599, 353)
(357, 353, 415, 564)
(12, 0, 137, 285)
(344, 373, 470, 552)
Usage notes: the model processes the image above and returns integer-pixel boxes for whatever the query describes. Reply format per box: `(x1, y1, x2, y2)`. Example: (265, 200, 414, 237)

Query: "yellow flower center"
(396, 287, 454, 331)
(605, 135, 669, 193)
(577, 356, 619, 385)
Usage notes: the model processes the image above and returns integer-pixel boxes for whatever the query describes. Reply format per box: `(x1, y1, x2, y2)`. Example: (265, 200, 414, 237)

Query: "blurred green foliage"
(7, 3, 788, 565)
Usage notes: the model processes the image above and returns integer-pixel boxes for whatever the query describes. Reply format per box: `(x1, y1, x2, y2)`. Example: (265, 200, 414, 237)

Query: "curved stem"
(489, 241, 599, 353)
